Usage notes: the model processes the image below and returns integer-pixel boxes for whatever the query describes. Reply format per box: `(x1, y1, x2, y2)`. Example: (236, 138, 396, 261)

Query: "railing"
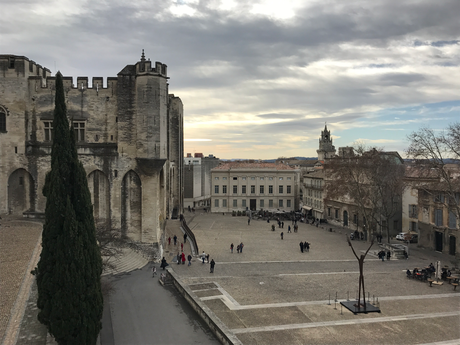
(181, 219, 199, 255)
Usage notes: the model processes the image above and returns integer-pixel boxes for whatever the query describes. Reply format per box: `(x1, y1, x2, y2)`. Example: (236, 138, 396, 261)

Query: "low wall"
(381, 243, 406, 259)
(166, 269, 242, 345)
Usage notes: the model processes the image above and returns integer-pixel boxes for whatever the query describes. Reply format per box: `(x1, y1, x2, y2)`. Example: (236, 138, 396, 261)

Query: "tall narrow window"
(260, 185, 264, 194)
(44, 121, 53, 141)
(279, 185, 283, 194)
(251, 185, 255, 193)
(214, 185, 219, 194)
(0, 111, 6, 132)
(73, 122, 85, 142)
(233, 185, 237, 194)
(287, 200, 291, 207)
(242, 185, 246, 194)
(222, 185, 227, 194)
(287, 185, 291, 194)
(269, 185, 273, 194)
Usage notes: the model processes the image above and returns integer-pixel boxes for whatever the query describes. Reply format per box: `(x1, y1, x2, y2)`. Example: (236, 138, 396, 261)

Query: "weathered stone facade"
(0, 53, 183, 244)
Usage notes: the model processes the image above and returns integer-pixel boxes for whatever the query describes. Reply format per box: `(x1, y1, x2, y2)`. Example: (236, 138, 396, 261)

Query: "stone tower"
(316, 124, 336, 160)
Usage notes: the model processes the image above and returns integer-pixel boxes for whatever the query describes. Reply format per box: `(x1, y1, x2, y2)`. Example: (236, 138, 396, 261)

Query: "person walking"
(281, 232, 284, 240)
(201, 251, 206, 263)
(237, 244, 240, 253)
(206, 253, 210, 263)
(187, 254, 192, 266)
(282, 221, 284, 229)
(152, 266, 157, 277)
(181, 243, 184, 252)
(300, 242, 304, 253)
(181, 252, 186, 265)
(288, 225, 291, 233)
(173, 235, 177, 245)
(177, 252, 181, 265)
(248, 218, 250, 225)
(386, 251, 391, 261)
(230, 243, 234, 253)
(305, 241, 310, 252)
(160, 257, 168, 270)
(210, 259, 215, 273)
(184, 233, 187, 243)
(240, 242, 244, 253)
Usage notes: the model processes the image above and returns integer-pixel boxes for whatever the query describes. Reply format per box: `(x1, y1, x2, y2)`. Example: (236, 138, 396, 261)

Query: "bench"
(452, 283, 458, 291)
(431, 281, 443, 286)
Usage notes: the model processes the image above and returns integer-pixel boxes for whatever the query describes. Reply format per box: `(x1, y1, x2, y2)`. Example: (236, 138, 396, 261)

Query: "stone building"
(211, 162, 300, 212)
(316, 124, 336, 160)
(0, 52, 183, 244)
(183, 153, 220, 209)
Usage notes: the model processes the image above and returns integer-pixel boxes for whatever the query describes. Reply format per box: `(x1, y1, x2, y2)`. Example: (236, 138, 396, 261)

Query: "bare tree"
(96, 224, 125, 273)
(325, 145, 405, 242)
(407, 123, 460, 220)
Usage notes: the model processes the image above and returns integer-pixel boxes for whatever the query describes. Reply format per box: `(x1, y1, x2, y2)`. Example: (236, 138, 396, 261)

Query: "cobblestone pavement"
(170, 212, 460, 345)
(0, 216, 42, 345)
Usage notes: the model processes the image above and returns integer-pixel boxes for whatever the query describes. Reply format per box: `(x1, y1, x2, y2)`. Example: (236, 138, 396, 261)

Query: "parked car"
(396, 232, 418, 243)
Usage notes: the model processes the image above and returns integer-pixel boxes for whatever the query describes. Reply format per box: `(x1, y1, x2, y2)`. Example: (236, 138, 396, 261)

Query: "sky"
(3, 0, 460, 160)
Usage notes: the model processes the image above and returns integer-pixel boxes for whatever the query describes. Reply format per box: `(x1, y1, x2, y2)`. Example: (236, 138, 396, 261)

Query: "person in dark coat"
(187, 254, 192, 266)
(304, 241, 309, 252)
(160, 257, 168, 270)
(210, 259, 215, 273)
(280, 232, 284, 240)
(177, 252, 181, 265)
(184, 233, 187, 243)
(300, 242, 304, 253)
(173, 235, 177, 245)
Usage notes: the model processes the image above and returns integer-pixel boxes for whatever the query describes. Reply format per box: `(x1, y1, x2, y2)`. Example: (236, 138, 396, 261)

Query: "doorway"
(449, 236, 456, 256)
(435, 231, 443, 252)
(343, 210, 348, 226)
(250, 199, 256, 211)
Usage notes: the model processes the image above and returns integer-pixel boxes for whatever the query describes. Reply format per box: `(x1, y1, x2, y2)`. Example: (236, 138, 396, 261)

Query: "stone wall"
(0, 54, 183, 244)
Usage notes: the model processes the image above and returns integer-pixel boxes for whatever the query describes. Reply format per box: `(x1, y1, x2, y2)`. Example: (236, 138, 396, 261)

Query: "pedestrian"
(281, 232, 284, 240)
(177, 252, 181, 265)
(267, 218, 270, 223)
(403, 250, 408, 259)
(173, 235, 177, 245)
(230, 243, 234, 253)
(181, 243, 184, 252)
(201, 251, 206, 263)
(386, 251, 391, 261)
(288, 225, 291, 233)
(282, 221, 284, 228)
(271, 224, 275, 231)
(305, 241, 310, 252)
(160, 257, 168, 270)
(168, 237, 171, 245)
(181, 252, 186, 265)
(206, 253, 210, 263)
(237, 244, 240, 253)
(184, 233, 187, 243)
(210, 259, 215, 273)
(248, 218, 250, 225)
(187, 254, 192, 266)
(152, 266, 157, 277)
(240, 242, 244, 253)
(300, 242, 304, 253)
(294, 224, 298, 233)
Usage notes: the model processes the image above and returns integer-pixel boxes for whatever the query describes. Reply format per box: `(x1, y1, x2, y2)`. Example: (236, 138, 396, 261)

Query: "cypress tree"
(36, 72, 103, 345)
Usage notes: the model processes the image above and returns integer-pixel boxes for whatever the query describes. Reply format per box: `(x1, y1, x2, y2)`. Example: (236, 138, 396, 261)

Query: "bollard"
(334, 299, 337, 310)
(341, 304, 343, 315)
(335, 292, 338, 302)
(328, 294, 331, 305)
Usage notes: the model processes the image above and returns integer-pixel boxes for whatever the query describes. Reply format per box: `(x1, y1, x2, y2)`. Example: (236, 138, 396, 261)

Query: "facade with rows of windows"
(210, 162, 300, 213)
(0, 53, 184, 245)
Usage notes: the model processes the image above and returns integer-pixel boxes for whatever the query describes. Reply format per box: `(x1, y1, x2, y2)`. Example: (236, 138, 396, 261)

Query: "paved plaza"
(168, 211, 460, 345)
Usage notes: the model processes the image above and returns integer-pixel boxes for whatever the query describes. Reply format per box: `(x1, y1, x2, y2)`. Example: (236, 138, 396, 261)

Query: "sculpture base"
(340, 301, 381, 315)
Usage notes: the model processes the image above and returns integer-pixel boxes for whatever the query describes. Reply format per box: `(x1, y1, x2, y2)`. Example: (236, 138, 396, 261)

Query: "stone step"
(102, 247, 149, 276)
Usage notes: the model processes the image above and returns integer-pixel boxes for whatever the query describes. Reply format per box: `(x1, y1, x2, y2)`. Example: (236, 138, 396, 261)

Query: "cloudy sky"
(3, 0, 460, 159)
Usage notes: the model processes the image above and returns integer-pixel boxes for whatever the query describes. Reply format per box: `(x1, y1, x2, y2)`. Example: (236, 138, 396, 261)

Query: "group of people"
(230, 242, 244, 253)
(299, 241, 310, 253)
(377, 250, 391, 261)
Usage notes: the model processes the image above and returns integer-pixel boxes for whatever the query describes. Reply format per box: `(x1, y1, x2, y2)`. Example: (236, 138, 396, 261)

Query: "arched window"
(0, 111, 6, 132)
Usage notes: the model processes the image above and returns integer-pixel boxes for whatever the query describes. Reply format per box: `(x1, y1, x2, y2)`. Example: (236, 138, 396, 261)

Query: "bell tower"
(317, 124, 336, 160)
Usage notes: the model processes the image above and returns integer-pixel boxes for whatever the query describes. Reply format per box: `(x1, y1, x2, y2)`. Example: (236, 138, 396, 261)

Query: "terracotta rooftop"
(213, 162, 297, 171)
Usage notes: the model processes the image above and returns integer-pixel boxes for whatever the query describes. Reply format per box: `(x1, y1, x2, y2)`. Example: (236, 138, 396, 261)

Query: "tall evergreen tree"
(36, 72, 103, 345)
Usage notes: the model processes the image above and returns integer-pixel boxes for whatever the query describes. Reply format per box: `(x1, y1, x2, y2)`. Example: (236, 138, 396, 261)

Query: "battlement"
(0, 55, 51, 79)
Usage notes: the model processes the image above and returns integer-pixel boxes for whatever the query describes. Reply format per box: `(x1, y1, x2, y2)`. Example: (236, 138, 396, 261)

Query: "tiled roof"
(213, 162, 297, 171)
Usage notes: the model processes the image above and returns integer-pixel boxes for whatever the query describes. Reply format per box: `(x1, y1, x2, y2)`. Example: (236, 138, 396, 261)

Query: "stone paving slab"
(174, 212, 460, 345)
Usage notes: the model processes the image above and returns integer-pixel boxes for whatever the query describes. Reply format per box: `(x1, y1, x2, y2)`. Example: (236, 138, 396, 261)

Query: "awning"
(302, 206, 312, 211)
